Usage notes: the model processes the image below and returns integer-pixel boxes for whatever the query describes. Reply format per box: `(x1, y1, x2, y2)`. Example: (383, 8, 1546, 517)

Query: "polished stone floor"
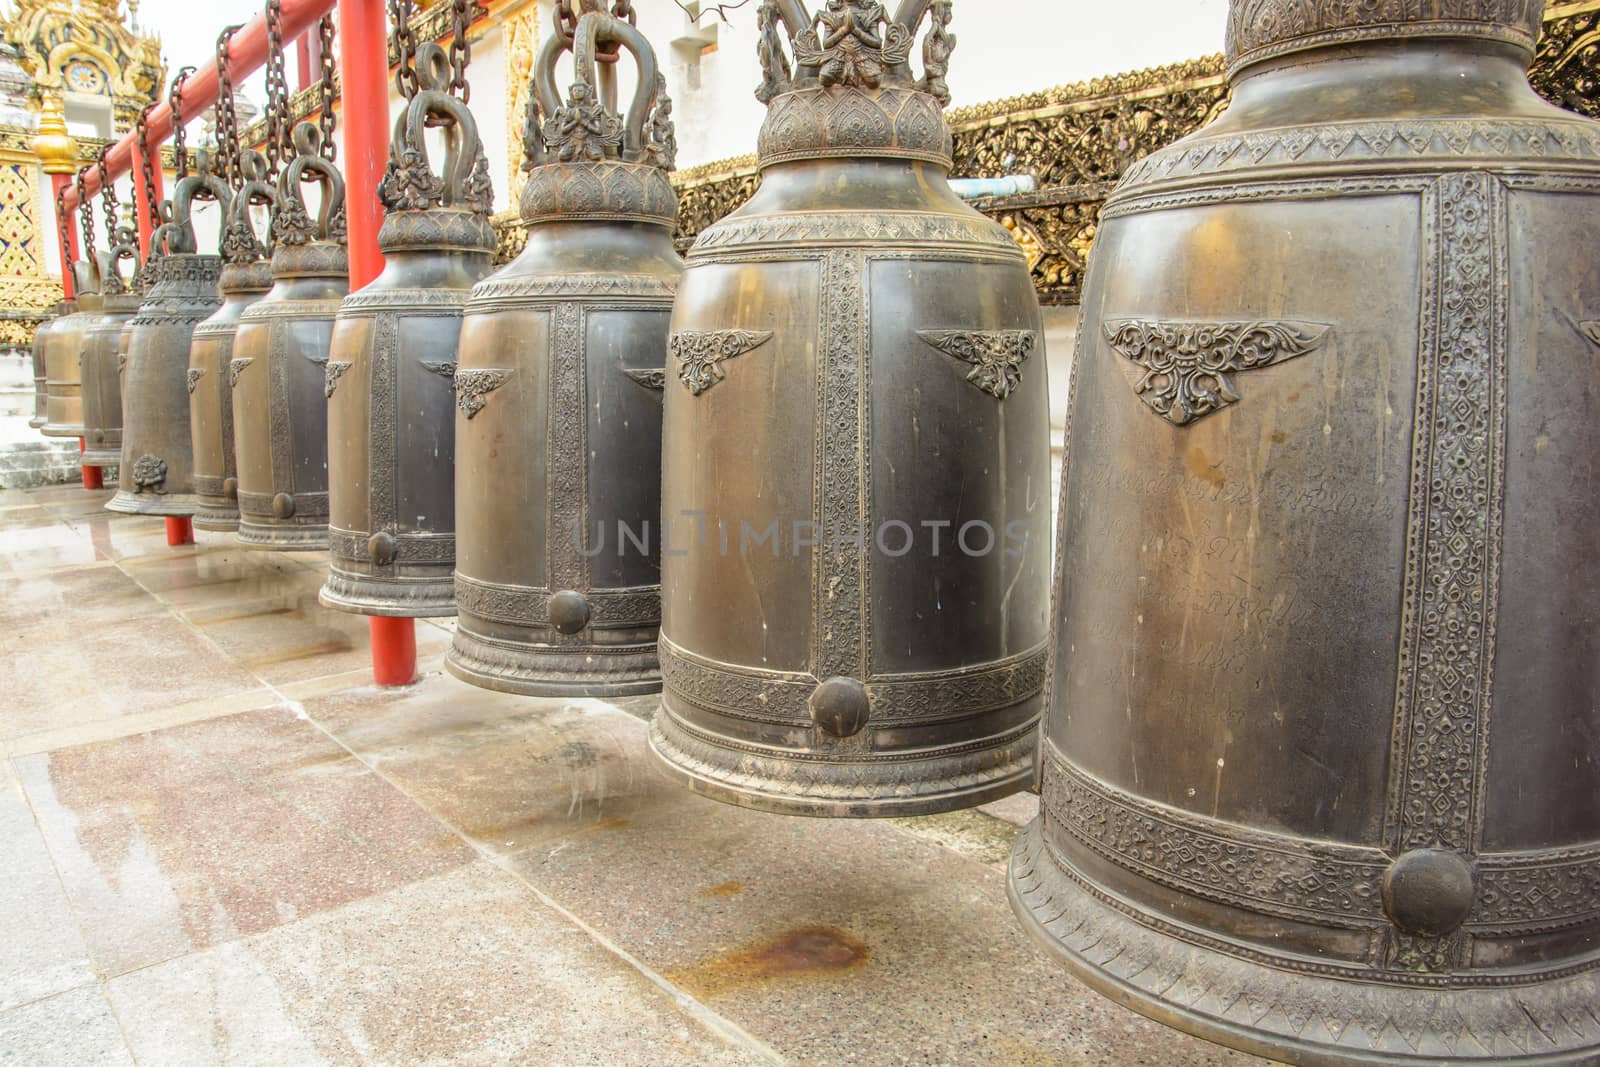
(0, 483, 1266, 1066)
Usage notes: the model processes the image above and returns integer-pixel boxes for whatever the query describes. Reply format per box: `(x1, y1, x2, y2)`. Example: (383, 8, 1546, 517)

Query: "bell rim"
(444, 634, 663, 698)
(190, 503, 241, 533)
(1007, 822, 1600, 1067)
(79, 448, 120, 467)
(104, 490, 200, 516)
(319, 572, 459, 619)
(234, 522, 331, 552)
(647, 709, 1036, 820)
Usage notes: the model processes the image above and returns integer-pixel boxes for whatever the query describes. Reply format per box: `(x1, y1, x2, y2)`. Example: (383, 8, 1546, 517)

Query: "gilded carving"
(1103, 319, 1331, 425)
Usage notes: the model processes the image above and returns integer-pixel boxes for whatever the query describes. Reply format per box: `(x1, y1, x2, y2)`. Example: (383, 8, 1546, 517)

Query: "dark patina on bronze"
(107, 170, 227, 518)
(447, 1, 681, 695)
(322, 43, 496, 617)
(1012, 2, 1600, 1063)
(649, 0, 1051, 818)
(232, 124, 349, 550)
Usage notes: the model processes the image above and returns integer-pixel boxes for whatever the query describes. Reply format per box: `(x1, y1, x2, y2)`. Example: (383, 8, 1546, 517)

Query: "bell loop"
(274, 122, 348, 247)
(224, 149, 277, 265)
(166, 157, 234, 256)
(526, 5, 675, 171)
(379, 44, 494, 218)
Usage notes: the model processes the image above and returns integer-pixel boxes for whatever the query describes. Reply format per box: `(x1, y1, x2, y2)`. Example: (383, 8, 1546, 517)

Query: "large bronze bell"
(41, 262, 97, 441)
(448, 10, 682, 695)
(107, 177, 226, 517)
(80, 237, 140, 468)
(190, 152, 275, 533)
(650, 0, 1051, 816)
(323, 45, 495, 617)
(231, 124, 349, 550)
(29, 301, 63, 430)
(1011, 3, 1600, 1063)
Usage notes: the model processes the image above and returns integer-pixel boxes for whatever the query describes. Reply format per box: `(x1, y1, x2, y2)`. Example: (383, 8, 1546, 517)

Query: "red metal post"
(79, 438, 102, 488)
(130, 136, 166, 257)
(296, 30, 314, 90)
(341, 0, 414, 686)
(166, 517, 194, 545)
(50, 174, 78, 299)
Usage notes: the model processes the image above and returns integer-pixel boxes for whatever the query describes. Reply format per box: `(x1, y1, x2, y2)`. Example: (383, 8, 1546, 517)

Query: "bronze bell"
(650, 1, 1051, 816)
(108, 180, 225, 517)
(232, 124, 350, 550)
(80, 235, 140, 468)
(1012, 3, 1600, 1063)
(41, 262, 98, 441)
(448, 9, 682, 695)
(29, 301, 65, 430)
(323, 45, 496, 617)
(190, 151, 275, 533)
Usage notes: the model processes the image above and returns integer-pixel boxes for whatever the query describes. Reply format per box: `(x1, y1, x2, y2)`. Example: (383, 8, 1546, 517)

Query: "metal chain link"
(389, 0, 418, 100)
(96, 147, 120, 250)
(170, 65, 196, 177)
(135, 103, 161, 233)
(215, 25, 243, 190)
(554, 0, 631, 64)
(75, 169, 95, 257)
(317, 14, 338, 159)
(448, 0, 486, 100)
(265, 0, 291, 176)
(55, 184, 74, 280)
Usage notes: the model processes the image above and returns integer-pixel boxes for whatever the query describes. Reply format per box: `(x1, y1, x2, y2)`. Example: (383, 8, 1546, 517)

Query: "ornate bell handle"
(278, 123, 347, 242)
(892, 0, 932, 30)
(227, 150, 278, 258)
(103, 229, 140, 294)
(533, 8, 658, 163)
(397, 43, 485, 208)
(167, 156, 234, 256)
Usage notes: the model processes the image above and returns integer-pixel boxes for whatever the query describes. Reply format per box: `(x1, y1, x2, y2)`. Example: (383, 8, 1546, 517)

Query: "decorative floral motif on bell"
(1010, 3, 1600, 1064)
(107, 160, 227, 518)
(191, 150, 276, 533)
(321, 43, 498, 619)
(449, 3, 682, 697)
(649, 1, 1051, 818)
(231, 124, 350, 550)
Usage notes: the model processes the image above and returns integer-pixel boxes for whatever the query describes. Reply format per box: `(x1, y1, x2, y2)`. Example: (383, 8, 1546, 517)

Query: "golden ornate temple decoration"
(0, 0, 165, 345)
(498, 0, 1600, 305)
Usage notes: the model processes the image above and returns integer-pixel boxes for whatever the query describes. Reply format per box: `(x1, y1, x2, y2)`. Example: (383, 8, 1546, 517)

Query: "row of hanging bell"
(40, 260, 97, 442)
(189, 151, 276, 532)
(29, 299, 65, 430)
(321, 44, 495, 617)
(231, 124, 349, 550)
(80, 234, 139, 467)
(445, 6, 682, 695)
(108, 167, 225, 516)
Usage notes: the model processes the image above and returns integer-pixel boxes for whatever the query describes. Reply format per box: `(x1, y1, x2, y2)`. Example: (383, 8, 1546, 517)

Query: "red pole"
(166, 517, 194, 546)
(79, 439, 102, 489)
(341, 0, 413, 687)
(130, 135, 166, 257)
(50, 174, 78, 299)
(296, 30, 315, 91)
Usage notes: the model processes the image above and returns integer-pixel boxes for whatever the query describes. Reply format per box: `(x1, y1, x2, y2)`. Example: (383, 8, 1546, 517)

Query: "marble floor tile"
(0, 984, 133, 1067)
(0, 762, 93, 1011)
(0, 565, 168, 640)
(0, 613, 260, 742)
(106, 862, 760, 1067)
(15, 707, 475, 976)
(303, 671, 664, 855)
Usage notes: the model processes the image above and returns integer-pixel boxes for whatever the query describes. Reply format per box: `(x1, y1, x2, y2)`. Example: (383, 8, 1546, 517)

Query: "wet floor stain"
(193, 605, 305, 627)
(698, 880, 745, 899)
(237, 638, 356, 669)
(666, 925, 870, 1000)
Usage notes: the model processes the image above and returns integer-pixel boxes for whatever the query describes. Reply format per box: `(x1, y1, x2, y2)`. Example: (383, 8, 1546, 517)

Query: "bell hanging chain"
(215, 25, 243, 190)
(96, 146, 120, 251)
(75, 168, 95, 258)
(265, 0, 292, 176)
(389, 0, 419, 100)
(170, 66, 196, 178)
(135, 103, 161, 233)
(448, 0, 486, 101)
(54, 183, 73, 278)
(317, 14, 338, 160)
(554, 0, 633, 66)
